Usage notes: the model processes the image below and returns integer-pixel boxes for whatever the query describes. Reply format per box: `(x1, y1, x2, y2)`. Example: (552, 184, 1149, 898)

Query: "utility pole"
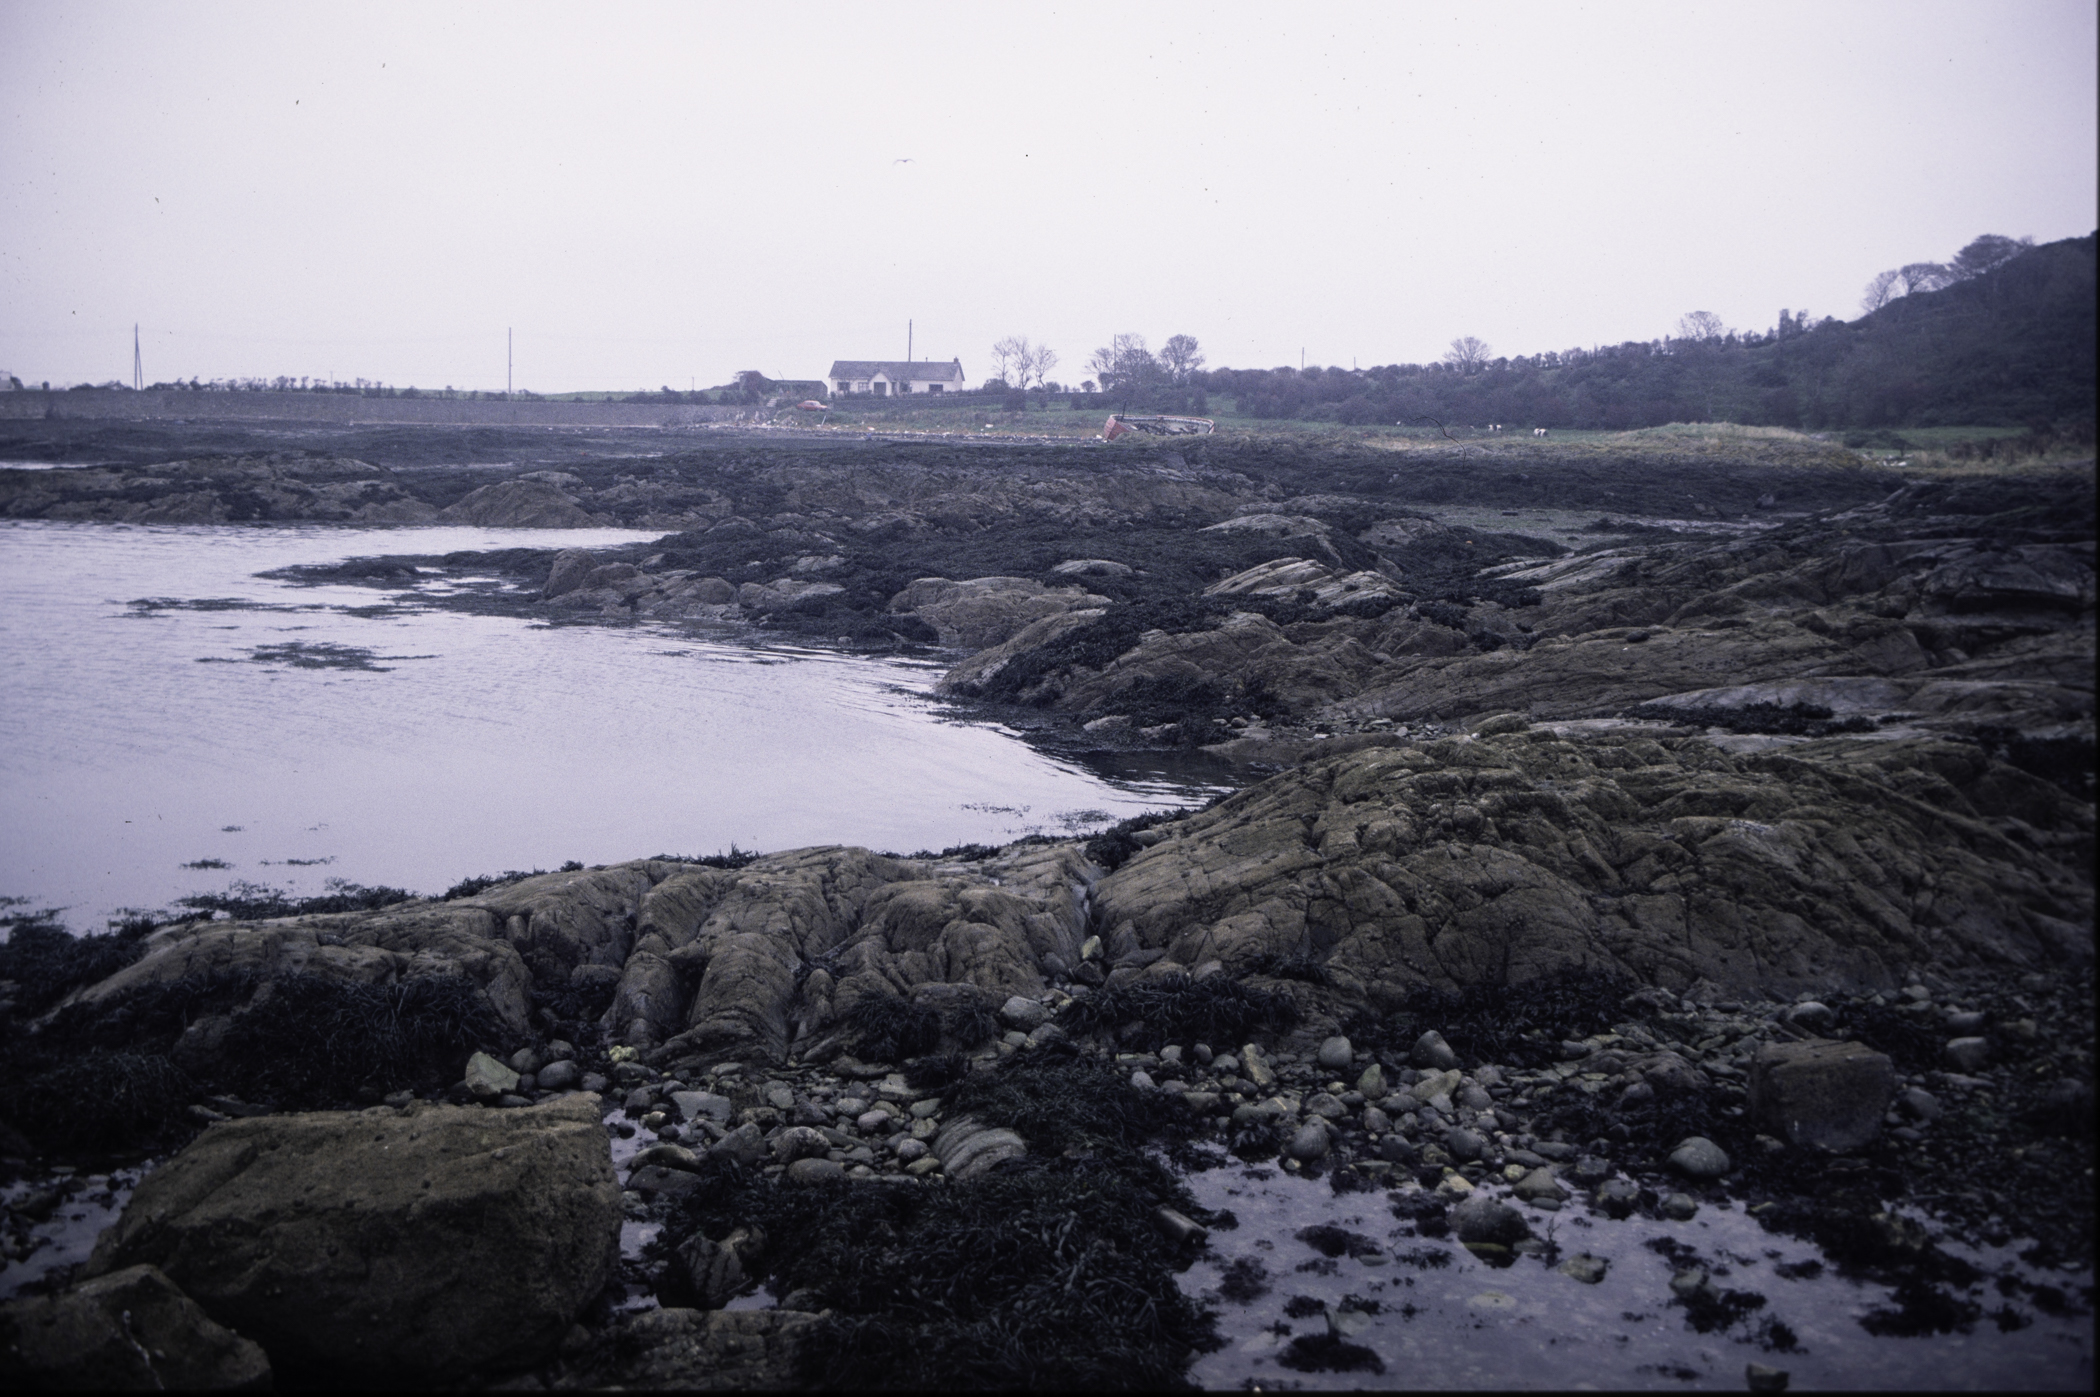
(133, 324, 143, 391)
(507, 328, 513, 400)
(907, 319, 913, 363)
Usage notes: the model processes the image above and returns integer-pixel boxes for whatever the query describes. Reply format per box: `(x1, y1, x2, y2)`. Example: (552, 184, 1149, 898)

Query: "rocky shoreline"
(3, 717, 2091, 1387)
(1, 427, 2092, 1388)
(1, 943, 2089, 1388)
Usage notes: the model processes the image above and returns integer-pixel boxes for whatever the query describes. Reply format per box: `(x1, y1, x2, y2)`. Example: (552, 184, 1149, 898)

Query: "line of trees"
(977, 330, 1209, 403)
(137, 377, 528, 399)
(987, 336, 1059, 390)
(1192, 232, 2091, 431)
(1859, 234, 2035, 312)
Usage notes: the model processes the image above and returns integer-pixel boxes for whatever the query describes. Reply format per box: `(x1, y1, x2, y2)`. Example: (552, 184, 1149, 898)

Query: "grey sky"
(3, 0, 2094, 392)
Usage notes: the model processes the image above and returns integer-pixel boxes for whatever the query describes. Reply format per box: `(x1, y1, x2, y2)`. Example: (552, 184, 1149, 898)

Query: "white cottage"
(827, 358, 967, 398)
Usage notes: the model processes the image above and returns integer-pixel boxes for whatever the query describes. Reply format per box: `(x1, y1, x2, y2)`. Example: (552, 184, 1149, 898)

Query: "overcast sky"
(3, 1, 2094, 392)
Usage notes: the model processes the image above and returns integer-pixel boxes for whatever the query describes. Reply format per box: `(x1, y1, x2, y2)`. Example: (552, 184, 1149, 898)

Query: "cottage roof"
(827, 359, 965, 382)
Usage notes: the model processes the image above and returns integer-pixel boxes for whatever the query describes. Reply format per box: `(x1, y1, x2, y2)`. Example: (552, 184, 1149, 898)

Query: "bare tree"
(1159, 334, 1205, 384)
(989, 335, 1030, 388)
(1442, 336, 1491, 371)
(1897, 262, 1952, 295)
(1860, 269, 1902, 313)
(1021, 341, 1058, 389)
(1675, 311, 1728, 341)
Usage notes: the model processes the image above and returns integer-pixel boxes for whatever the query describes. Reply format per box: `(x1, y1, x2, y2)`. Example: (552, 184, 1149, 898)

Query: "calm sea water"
(0, 521, 1229, 930)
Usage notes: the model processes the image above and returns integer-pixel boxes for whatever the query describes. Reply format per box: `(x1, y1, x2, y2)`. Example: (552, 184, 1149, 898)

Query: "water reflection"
(1178, 1161, 2093, 1391)
(0, 521, 1233, 929)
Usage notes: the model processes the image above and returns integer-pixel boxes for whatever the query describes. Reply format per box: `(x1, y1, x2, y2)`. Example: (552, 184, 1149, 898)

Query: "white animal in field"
(1533, 427, 1548, 437)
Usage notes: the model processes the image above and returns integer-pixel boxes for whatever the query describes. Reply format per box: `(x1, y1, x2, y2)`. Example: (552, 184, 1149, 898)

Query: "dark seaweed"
(940, 1041, 1197, 1162)
(1344, 966, 1633, 1070)
(0, 1050, 196, 1154)
(1058, 972, 1300, 1053)
(0, 914, 154, 1020)
(1216, 1257, 1271, 1303)
(847, 997, 943, 1063)
(1084, 809, 1193, 873)
(1277, 1332, 1384, 1375)
(176, 878, 419, 920)
(653, 1093, 1219, 1389)
(1627, 700, 1876, 738)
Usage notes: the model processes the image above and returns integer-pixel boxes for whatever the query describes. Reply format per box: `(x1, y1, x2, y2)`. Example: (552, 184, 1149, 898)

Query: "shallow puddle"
(1178, 1163, 2093, 1391)
(0, 1163, 153, 1301)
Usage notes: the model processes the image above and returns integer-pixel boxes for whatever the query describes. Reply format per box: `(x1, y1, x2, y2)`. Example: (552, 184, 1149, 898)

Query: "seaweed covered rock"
(0, 1263, 272, 1391)
(911, 466, 2092, 744)
(0, 452, 440, 525)
(1093, 730, 2093, 1001)
(36, 899, 536, 1046)
(84, 1094, 620, 1386)
(650, 1047, 1219, 1389)
(560, 1307, 822, 1391)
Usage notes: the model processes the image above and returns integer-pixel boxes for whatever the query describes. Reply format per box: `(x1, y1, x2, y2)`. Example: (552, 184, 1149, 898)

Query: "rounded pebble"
(786, 1157, 846, 1185)
(1669, 1136, 1731, 1178)
(1287, 1122, 1331, 1162)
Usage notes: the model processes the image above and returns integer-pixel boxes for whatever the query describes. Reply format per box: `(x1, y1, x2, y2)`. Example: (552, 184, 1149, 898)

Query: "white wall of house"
(829, 359, 967, 397)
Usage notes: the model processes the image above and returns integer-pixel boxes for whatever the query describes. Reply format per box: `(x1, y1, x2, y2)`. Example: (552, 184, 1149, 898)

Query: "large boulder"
(0, 1263, 272, 1390)
(1747, 1038, 1895, 1150)
(937, 607, 1109, 694)
(888, 576, 1110, 650)
(84, 1094, 621, 1386)
(541, 548, 597, 599)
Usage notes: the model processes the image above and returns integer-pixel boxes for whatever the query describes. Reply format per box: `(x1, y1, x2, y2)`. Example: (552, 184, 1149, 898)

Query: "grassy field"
(744, 397, 2091, 478)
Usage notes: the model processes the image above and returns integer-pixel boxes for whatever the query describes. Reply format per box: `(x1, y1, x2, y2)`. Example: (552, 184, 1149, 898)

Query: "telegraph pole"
(507, 328, 513, 400)
(133, 324, 143, 391)
(907, 319, 913, 363)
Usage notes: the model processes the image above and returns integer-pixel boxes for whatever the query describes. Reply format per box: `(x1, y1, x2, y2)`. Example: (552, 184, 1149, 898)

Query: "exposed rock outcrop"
(934, 471, 2094, 749)
(1092, 730, 2092, 1005)
(0, 454, 437, 524)
(437, 478, 607, 527)
(29, 736, 2089, 1098)
(888, 576, 1113, 650)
